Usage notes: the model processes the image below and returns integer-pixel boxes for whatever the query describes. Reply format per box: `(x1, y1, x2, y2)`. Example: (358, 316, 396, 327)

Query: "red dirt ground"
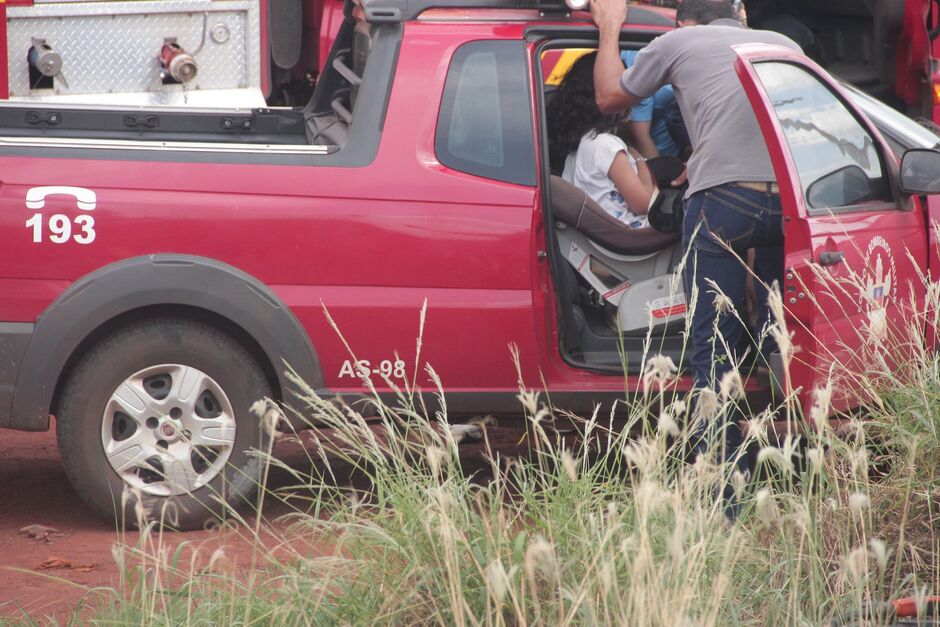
(0, 419, 530, 622)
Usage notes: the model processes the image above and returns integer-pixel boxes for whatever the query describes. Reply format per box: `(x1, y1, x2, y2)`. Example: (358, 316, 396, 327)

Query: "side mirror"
(807, 164, 870, 208)
(900, 148, 940, 195)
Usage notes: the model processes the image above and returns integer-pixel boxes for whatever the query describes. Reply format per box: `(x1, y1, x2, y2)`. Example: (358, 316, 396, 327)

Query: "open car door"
(731, 44, 928, 411)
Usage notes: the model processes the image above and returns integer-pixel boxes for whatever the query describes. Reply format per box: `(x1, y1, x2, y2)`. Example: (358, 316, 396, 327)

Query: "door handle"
(818, 251, 844, 266)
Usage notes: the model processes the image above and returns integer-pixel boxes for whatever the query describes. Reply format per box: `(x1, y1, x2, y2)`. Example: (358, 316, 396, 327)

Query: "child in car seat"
(547, 52, 655, 229)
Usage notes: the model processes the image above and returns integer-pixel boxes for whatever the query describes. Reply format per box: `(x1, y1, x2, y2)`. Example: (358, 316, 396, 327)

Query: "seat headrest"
(549, 176, 680, 256)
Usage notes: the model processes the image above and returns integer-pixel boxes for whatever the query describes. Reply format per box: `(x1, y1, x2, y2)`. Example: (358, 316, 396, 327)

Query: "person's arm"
(625, 120, 660, 159)
(590, 0, 641, 113)
(627, 146, 654, 191)
(608, 151, 653, 214)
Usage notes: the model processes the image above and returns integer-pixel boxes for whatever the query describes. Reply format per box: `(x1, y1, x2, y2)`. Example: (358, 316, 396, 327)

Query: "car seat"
(550, 175, 687, 334)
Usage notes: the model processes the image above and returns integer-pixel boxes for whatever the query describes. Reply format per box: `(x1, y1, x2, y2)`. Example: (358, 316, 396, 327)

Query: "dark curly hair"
(546, 52, 621, 175)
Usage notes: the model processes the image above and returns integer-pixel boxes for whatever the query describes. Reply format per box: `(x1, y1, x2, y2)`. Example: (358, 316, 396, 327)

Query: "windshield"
(841, 82, 940, 153)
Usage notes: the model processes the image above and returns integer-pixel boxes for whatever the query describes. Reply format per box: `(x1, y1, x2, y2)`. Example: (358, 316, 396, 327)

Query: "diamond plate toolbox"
(7, 0, 261, 98)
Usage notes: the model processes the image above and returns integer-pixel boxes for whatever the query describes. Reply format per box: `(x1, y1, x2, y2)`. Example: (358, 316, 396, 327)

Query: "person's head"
(546, 52, 621, 174)
(675, 0, 738, 28)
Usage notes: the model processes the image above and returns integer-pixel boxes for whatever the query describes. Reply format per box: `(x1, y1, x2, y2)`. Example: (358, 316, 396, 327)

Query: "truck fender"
(7, 254, 323, 431)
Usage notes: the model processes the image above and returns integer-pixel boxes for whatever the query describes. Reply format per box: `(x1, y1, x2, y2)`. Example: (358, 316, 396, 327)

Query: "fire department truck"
(0, 0, 938, 528)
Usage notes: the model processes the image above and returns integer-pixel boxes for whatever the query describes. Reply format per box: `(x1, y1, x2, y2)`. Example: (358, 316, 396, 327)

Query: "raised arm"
(590, 0, 642, 114)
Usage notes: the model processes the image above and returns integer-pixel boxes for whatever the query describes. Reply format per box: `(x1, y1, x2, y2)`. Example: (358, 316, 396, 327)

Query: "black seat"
(550, 175, 680, 256)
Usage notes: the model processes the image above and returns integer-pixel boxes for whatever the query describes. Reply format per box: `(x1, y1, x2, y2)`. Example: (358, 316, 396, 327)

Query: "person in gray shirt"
(590, 0, 801, 515)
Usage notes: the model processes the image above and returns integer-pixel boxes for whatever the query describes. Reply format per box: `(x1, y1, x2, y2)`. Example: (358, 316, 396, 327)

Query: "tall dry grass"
(11, 256, 940, 626)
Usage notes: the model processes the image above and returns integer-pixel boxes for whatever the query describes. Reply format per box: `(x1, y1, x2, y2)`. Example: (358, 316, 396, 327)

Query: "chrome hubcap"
(100, 364, 236, 496)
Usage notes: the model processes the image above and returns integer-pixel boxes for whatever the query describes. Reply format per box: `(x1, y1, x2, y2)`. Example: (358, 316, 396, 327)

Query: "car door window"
(436, 40, 536, 186)
(754, 62, 894, 214)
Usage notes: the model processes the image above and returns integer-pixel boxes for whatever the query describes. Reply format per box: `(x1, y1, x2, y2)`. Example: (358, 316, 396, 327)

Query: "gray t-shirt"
(620, 19, 801, 196)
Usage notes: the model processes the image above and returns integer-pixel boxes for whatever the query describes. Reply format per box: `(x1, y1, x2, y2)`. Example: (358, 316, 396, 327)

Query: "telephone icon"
(25, 186, 97, 211)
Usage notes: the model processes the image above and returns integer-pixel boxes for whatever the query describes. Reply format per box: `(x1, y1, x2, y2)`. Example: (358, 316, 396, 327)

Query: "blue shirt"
(621, 50, 681, 158)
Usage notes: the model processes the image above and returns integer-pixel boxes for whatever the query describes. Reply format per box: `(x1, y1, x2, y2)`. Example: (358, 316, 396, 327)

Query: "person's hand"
(589, 0, 627, 35)
(671, 168, 688, 187)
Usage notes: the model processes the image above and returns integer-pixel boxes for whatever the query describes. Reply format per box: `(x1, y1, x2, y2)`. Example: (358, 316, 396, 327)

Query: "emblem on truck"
(24, 186, 97, 245)
(864, 236, 896, 342)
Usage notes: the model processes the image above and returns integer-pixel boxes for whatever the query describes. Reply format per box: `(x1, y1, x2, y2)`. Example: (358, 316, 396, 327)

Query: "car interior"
(304, 13, 372, 146)
(540, 45, 692, 375)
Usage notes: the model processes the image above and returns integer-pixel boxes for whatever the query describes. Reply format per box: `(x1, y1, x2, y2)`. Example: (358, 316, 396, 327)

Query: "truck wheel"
(56, 319, 271, 530)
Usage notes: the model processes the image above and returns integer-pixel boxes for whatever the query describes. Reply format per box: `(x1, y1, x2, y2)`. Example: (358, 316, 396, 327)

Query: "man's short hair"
(675, 0, 737, 25)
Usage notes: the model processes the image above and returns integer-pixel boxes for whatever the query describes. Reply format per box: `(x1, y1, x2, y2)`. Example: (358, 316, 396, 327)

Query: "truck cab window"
(435, 40, 536, 186)
(754, 61, 894, 213)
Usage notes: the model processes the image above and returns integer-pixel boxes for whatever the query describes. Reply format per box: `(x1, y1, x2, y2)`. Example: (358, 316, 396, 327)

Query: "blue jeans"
(683, 183, 784, 389)
(682, 184, 783, 469)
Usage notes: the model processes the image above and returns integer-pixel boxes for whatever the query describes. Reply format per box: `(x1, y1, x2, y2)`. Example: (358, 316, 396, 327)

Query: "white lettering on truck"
(339, 359, 407, 379)
(24, 186, 97, 245)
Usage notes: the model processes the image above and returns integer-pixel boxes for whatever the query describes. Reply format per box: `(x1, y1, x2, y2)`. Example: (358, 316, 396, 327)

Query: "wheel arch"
(9, 255, 324, 431)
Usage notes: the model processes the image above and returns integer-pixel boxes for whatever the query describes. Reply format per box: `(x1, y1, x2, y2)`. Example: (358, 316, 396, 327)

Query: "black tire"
(57, 318, 271, 530)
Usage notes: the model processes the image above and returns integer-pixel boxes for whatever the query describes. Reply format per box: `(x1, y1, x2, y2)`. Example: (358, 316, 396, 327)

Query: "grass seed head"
(250, 398, 284, 437)
(719, 369, 744, 401)
(658, 410, 681, 438)
(622, 438, 658, 475)
(757, 446, 793, 475)
(848, 491, 870, 515)
(669, 399, 688, 417)
(426, 445, 446, 479)
(560, 449, 578, 482)
(705, 278, 735, 315)
(788, 501, 812, 533)
(851, 447, 870, 479)
(668, 517, 686, 560)
(524, 536, 557, 581)
(485, 560, 511, 603)
(642, 354, 678, 394)
(636, 479, 668, 515)
(208, 547, 227, 573)
(731, 469, 747, 499)
(841, 545, 869, 587)
(756, 488, 778, 524)
(516, 390, 540, 416)
(745, 412, 769, 443)
(694, 388, 720, 423)
(693, 452, 719, 481)
(869, 538, 888, 572)
(809, 384, 834, 433)
(805, 447, 825, 475)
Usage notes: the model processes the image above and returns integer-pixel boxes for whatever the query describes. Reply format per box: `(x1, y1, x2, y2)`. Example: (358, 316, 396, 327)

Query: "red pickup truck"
(1, 0, 938, 528)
